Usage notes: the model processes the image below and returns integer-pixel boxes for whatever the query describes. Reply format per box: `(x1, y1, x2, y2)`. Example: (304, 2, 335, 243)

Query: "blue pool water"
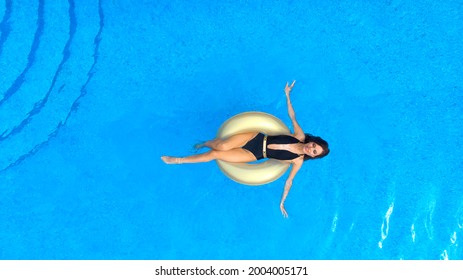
(0, 0, 462, 260)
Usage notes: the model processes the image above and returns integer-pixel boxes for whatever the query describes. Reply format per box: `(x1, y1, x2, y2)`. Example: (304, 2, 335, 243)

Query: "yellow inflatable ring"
(216, 111, 291, 186)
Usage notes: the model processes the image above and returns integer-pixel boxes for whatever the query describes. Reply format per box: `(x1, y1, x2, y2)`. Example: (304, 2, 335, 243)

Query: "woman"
(161, 81, 330, 217)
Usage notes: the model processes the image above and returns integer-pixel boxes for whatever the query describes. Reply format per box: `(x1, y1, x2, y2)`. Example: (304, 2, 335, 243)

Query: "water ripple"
(0, 0, 37, 97)
(439, 250, 448, 260)
(424, 200, 436, 240)
(450, 231, 457, 244)
(68, 0, 105, 116)
(378, 202, 394, 249)
(0, 0, 12, 55)
(0, 0, 104, 173)
(0, 0, 44, 107)
(0, 0, 72, 139)
(457, 204, 463, 229)
(331, 212, 338, 232)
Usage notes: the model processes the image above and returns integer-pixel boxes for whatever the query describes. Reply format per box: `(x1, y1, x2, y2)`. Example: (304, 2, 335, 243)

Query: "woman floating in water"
(161, 81, 329, 217)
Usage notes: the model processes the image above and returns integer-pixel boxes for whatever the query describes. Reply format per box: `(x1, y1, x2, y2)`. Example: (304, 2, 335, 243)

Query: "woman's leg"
(161, 148, 256, 164)
(196, 132, 258, 151)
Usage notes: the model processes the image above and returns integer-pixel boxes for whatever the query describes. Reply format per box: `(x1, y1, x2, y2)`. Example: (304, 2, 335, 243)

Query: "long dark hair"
(303, 134, 330, 161)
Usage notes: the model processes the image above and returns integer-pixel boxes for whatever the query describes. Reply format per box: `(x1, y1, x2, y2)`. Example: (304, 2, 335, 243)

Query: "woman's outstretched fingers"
(285, 80, 296, 95)
(280, 203, 289, 218)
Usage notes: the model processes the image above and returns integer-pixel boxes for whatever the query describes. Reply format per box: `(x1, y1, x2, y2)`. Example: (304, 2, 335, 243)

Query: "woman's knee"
(215, 142, 231, 151)
(211, 150, 231, 161)
(209, 150, 220, 160)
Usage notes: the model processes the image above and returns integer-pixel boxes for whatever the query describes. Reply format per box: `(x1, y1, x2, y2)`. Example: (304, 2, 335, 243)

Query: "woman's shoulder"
(269, 133, 305, 143)
(290, 133, 305, 142)
(282, 156, 304, 165)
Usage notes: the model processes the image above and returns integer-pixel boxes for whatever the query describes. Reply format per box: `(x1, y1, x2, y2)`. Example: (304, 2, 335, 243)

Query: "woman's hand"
(284, 80, 296, 96)
(280, 180, 293, 218)
(280, 203, 289, 218)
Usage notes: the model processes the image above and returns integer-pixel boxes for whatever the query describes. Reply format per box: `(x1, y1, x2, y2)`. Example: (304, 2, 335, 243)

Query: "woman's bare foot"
(161, 156, 182, 164)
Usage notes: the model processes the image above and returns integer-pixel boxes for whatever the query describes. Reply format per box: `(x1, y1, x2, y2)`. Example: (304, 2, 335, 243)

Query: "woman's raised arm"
(284, 81, 305, 141)
(279, 158, 304, 218)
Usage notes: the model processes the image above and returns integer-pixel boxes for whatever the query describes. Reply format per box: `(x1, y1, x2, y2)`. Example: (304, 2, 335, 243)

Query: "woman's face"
(303, 142, 324, 158)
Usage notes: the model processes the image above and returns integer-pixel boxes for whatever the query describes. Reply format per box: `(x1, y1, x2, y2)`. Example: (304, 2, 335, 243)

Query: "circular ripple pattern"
(0, 0, 104, 172)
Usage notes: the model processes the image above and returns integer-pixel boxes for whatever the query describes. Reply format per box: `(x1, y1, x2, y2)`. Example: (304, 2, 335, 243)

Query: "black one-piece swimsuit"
(242, 133, 303, 160)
